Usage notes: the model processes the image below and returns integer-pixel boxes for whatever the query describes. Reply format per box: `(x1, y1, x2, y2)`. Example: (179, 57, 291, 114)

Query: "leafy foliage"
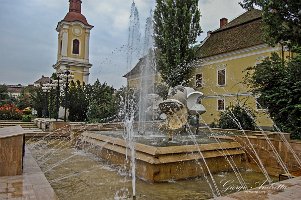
(22, 115, 32, 122)
(218, 103, 256, 131)
(245, 53, 301, 138)
(28, 79, 122, 123)
(30, 86, 47, 117)
(15, 86, 35, 110)
(154, 0, 202, 87)
(67, 81, 90, 122)
(240, 0, 301, 48)
(155, 83, 169, 100)
(0, 85, 9, 105)
(0, 104, 23, 120)
(86, 80, 119, 123)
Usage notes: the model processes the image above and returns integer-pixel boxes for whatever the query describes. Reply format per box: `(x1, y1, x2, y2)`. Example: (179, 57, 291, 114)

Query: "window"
(60, 40, 63, 54)
(217, 98, 225, 111)
(195, 73, 203, 88)
(72, 39, 80, 54)
(217, 69, 226, 86)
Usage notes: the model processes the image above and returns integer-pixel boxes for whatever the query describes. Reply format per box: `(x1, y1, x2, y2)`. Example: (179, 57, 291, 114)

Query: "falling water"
(125, 2, 141, 198)
(127, 1, 141, 69)
(138, 12, 156, 134)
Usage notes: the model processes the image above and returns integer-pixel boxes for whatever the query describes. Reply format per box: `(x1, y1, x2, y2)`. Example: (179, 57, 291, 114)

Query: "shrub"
(0, 104, 23, 120)
(23, 107, 32, 115)
(22, 115, 32, 122)
(218, 104, 256, 131)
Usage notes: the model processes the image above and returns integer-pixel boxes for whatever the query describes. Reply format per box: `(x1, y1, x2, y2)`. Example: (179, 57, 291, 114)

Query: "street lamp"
(42, 81, 56, 119)
(42, 84, 50, 118)
(60, 70, 74, 122)
(52, 70, 64, 121)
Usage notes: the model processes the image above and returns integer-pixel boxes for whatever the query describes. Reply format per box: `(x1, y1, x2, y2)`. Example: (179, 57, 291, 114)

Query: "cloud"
(199, 0, 244, 37)
(0, 0, 245, 88)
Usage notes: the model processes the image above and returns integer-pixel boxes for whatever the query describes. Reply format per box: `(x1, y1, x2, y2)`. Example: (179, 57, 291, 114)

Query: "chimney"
(207, 31, 212, 37)
(220, 18, 228, 28)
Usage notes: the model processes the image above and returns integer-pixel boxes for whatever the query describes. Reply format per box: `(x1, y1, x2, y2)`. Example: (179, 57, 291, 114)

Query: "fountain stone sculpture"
(159, 86, 206, 140)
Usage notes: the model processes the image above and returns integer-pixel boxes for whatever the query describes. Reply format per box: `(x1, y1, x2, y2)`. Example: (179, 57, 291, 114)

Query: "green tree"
(240, 0, 301, 48)
(30, 87, 46, 117)
(245, 53, 301, 138)
(16, 86, 35, 110)
(67, 81, 90, 122)
(155, 83, 169, 100)
(87, 80, 119, 122)
(0, 85, 9, 105)
(154, 0, 202, 87)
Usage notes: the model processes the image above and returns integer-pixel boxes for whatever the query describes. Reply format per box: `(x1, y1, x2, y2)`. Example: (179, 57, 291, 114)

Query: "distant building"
(193, 9, 287, 129)
(7, 84, 24, 98)
(123, 52, 162, 91)
(53, 0, 93, 84)
(34, 75, 51, 87)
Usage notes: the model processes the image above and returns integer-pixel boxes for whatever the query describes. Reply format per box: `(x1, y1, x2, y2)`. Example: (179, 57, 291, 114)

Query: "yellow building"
(123, 55, 161, 90)
(53, 0, 93, 84)
(193, 9, 284, 129)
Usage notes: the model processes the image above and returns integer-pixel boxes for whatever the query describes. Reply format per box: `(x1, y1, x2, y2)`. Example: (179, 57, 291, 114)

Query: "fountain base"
(81, 132, 246, 182)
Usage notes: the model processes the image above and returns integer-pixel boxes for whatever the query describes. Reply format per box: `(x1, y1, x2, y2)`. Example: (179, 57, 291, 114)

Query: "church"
(53, 0, 93, 84)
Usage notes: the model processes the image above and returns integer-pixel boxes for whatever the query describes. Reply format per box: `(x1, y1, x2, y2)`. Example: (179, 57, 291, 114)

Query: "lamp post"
(52, 70, 63, 121)
(42, 85, 49, 118)
(42, 81, 56, 120)
(61, 70, 74, 122)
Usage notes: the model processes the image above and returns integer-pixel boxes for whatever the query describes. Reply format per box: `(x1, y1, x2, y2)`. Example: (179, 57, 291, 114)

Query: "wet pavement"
(28, 139, 275, 200)
(0, 148, 57, 200)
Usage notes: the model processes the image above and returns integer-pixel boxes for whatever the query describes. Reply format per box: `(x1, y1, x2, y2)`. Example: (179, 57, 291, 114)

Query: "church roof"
(123, 57, 146, 78)
(34, 75, 51, 85)
(7, 85, 24, 94)
(197, 9, 264, 58)
(63, 12, 92, 27)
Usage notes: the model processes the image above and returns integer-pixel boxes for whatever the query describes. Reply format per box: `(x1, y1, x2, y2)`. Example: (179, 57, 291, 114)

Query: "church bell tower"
(53, 0, 93, 84)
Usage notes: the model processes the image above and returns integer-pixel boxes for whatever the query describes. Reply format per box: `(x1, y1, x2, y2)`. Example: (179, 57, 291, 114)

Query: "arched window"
(72, 39, 79, 54)
(60, 40, 63, 55)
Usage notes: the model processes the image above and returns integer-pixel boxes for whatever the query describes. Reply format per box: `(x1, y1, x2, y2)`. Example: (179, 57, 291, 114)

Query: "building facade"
(193, 9, 285, 129)
(123, 56, 161, 90)
(53, 0, 93, 84)
(33, 75, 51, 87)
(123, 9, 286, 129)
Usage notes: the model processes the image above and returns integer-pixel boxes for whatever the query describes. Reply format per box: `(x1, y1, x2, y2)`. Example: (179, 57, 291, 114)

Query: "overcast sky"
(0, 0, 245, 88)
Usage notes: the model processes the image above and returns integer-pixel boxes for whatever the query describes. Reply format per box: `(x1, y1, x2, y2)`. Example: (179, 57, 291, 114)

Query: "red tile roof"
(197, 9, 264, 58)
(63, 11, 92, 27)
(34, 76, 51, 85)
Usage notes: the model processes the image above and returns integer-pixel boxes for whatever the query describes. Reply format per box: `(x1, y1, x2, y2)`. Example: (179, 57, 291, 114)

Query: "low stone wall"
(198, 127, 291, 141)
(231, 135, 301, 176)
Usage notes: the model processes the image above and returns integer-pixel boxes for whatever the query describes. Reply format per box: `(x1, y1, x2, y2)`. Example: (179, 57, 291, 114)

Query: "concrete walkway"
(0, 148, 57, 200)
(214, 176, 301, 200)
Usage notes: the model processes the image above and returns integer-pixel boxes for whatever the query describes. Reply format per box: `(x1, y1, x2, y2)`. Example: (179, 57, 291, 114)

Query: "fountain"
(159, 86, 206, 140)
(21, 2, 301, 200)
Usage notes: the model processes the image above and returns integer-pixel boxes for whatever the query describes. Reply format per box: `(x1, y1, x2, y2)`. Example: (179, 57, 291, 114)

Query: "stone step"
(0, 121, 38, 129)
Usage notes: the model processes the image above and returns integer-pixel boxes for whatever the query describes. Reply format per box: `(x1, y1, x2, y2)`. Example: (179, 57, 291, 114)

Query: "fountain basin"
(80, 131, 246, 182)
